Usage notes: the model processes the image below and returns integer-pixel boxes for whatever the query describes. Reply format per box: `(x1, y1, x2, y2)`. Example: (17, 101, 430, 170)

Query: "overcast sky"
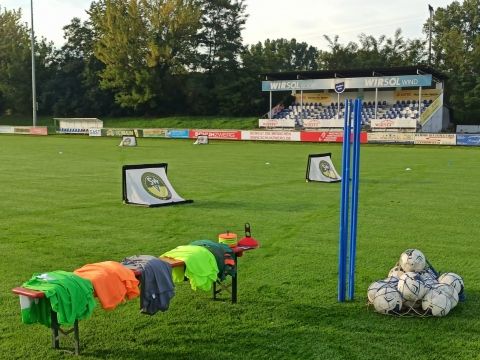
(2, 0, 457, 49)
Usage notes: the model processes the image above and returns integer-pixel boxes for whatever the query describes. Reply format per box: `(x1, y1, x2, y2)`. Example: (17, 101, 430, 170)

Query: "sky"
(1, 0, 457, 49)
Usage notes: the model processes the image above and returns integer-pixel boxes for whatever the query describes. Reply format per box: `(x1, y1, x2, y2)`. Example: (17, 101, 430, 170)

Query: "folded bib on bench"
(161, 245, 218, 291)
(190, 240, 236, 281)
(22, 270, 96, 327)
(74, 261, 140, 310)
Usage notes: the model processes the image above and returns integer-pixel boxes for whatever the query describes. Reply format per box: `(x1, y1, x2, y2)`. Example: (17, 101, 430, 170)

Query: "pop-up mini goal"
(305, 153, 341, 183)
(122, 163, 193, 207)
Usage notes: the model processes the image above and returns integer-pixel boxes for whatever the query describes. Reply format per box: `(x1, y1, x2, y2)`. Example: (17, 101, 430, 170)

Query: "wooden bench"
(11, 246, 256, 355)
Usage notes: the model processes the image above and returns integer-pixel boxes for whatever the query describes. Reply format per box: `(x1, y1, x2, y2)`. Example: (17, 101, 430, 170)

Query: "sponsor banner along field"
(414, 133, 456, 145)
(28, 127, 48, 136)
(300, 131, 368, 143)
(189, 129, 241, 140)
(103, 128, 141, 137)
(14, 126, 35, 135)
(143, 128, 168, 138)
(3, 126, 49, 135)
(0, 126, 13, 134)
(456, 134, 480, 146)
(371, 118, 417, 129)
(368, 132, 415, 144)
(241, 130, 301, 141)
(258, 119, 295, 128)
(89, 128, 102, 137)
(166, 129, 190, 139)
(302, 119, 344, 128)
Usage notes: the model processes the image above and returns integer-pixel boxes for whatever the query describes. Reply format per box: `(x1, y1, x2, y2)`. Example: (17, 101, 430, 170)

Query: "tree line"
(1, 0, 479, 124)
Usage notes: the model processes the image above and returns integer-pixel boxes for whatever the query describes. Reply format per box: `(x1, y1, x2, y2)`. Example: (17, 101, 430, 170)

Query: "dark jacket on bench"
(122, 255, 175, 315)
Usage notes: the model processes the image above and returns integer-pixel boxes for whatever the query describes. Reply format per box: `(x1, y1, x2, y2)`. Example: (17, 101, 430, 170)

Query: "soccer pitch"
(1, 135, 479, 359)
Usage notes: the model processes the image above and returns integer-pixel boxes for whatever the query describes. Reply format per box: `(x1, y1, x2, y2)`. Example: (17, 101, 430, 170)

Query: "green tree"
(196, 0, 247, 73)
(34, 38, 57, 116)
(0, 6, 56, 116)
(319, 30, 427, 70)
(0, 6, 31, 115)
(429, 0, 480, 123)
(243, 38, 319, 73)
(89, 0, 201, 111)
(317, 35, 358, 69)
(183, 0, 247, 115)
(217, 39, 320, 116)
(43, 18, 118, 116)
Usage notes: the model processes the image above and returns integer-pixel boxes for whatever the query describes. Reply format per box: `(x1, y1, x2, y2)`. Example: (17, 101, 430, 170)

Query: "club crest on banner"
(119, 135, 137, 146)
(122, 163, 193, 207)
(306, 153, 341, 183)
(319, 160, 338, 180)
(194, 135, 209, 145)
(141, 172, 172, 200)
(335, 82, 345, 94)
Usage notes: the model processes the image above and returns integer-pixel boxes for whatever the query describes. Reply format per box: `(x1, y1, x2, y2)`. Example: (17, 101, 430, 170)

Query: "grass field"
(0, 135, 479, 360)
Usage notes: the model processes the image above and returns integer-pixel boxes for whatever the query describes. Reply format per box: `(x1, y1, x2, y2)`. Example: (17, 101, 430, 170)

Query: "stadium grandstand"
(260, 66, 448, 133)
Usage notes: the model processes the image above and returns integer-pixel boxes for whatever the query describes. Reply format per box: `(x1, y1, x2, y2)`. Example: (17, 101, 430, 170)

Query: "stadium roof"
(262, 66, 447, 81)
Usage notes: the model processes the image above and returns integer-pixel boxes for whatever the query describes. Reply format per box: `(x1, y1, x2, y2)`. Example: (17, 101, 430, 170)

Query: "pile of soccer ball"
(367, 249, 464, 317)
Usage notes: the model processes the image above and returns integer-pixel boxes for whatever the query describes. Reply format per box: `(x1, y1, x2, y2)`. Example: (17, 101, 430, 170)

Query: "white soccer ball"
(367, 280, 393, 303)
(448, 290, 459, 309)
(388, 265, 404, 279)
(431, 283, 459, 308)
(438, 272, 464, 295)
(431, 283, 454, 296)
(384, 276, 400, 285)
(423, 267, 438, 279)
(399, 249, 426, 272)
(422, 288, 452, 317)
(398, 272, 426, 301)
(373, 286, 402, 314)
(418, 270, 438, 288)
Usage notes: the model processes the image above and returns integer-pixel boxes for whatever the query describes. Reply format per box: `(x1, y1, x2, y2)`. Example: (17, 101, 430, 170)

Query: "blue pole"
(338, 99, 351, 302)
(347, 98, 362, 300)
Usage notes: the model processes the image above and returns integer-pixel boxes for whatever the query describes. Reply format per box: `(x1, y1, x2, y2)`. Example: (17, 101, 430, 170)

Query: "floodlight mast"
(30, 0, 37, 127)
(428, 4, 434, 65)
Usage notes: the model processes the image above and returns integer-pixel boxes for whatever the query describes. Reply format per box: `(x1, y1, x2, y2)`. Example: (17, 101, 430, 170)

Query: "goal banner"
(122, 164, 193, 207)
(306, 153, 341, 183)
(119, 135, 137, 147)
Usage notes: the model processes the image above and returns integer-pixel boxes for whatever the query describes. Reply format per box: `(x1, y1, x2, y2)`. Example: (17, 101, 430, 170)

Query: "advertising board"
(241, 131, 300, 141)
(414, 133, 456, 145)
(190, 130, 241, 140)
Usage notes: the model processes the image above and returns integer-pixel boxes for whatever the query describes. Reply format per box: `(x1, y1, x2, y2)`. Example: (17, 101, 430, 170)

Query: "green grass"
(0, 115, 258, 130)
(0, 135, 479, 360)
(101, 116, 258, 129)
